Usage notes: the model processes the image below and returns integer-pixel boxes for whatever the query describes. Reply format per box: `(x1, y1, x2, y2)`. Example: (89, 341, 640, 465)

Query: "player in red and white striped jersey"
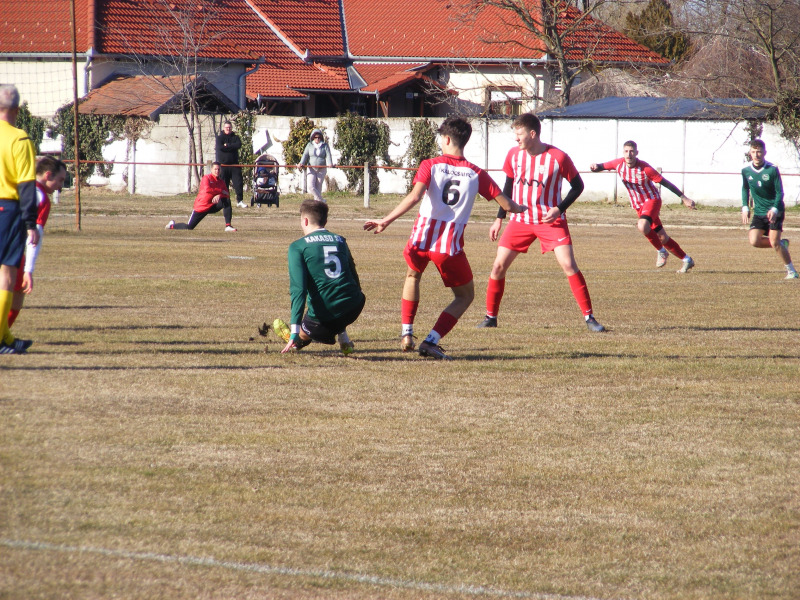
(590, 140, 696, 272)
(365, 117, 524, 359)
(478, 113, 605, 332)
(8, 156, 66, 327)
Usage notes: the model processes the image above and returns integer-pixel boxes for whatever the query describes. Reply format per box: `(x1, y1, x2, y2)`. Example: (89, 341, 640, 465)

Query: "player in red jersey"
(364, 116, 524, 360)
(7, 156, 66, 327)
(165, 162, 236, 232)
(477, 113, 605, 332)
(590, 140, 696, 272)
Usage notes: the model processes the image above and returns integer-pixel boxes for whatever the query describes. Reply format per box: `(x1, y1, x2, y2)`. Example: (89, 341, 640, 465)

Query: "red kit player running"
(477, 113, 605, 332)
(364, 116, 524, 360)
(590, 140, 696, 272)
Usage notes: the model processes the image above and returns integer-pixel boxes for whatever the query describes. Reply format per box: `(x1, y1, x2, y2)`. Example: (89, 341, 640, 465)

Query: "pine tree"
(625, 0, 690, 63)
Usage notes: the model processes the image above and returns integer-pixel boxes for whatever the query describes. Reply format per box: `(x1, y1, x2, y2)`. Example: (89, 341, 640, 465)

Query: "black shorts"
(300, 294, 366, 345)
(750, 213, 783, 232)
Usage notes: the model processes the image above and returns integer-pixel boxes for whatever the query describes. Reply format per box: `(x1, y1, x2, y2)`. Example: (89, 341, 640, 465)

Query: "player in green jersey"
(741, 139, 797, 279)
(279, 199, 365, 354)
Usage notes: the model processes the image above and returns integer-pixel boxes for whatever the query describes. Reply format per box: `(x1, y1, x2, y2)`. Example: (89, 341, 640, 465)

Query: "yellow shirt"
(0, 119, 36, 200)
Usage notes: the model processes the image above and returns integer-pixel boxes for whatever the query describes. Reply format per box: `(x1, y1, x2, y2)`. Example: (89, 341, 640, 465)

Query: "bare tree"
(457, 0, 638, 107)
(680, 0, 800, 93)
(672, 0, 800, 139)
(98, 0, 233, 189)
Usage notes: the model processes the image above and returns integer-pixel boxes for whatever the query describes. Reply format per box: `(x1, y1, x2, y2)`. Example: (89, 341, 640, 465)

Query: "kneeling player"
(166, 162, 236, 232)
(278, 199, 365, 355)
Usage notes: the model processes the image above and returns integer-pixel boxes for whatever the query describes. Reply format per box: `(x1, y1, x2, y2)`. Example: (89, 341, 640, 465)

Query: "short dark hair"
(36, 156, 66, 176)
(512, 113, 541, 136)
(438, 117, 472, 149)
(623, 140, 638, 151)
(223, 121, 233, 127)
(300, 198, 328, 227)
(211, 161, 221, 167)
(750, 139, 766, 151)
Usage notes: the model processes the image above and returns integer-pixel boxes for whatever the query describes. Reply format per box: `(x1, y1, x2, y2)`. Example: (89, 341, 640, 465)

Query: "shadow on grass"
(28, 305, 138, 310)
(664, 325, 800, 332)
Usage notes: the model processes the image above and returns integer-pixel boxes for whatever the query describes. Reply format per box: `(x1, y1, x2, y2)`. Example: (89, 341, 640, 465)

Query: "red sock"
(567, 271, 593, 317)
(663, 238, 686, 260)
(485, 277, 505, 317)
(401, 298, 419, 325)
(431, 311, 459, 340)
(644, 229, 663, 250)
(7, 309, 19, 327)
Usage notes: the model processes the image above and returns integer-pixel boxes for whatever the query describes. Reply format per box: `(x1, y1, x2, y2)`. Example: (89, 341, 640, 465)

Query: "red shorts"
(636, 198, 662, 231)
(404, 242, 473, 288)
(498, 218, 572, 254)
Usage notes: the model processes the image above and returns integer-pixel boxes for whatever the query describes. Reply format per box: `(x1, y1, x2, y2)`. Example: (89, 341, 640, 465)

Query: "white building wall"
(0, 58, 88, 117)
(96, 114, 800, 205)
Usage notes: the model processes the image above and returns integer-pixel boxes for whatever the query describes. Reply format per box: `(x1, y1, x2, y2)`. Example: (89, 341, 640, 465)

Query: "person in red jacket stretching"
(166, 162, 236, 231)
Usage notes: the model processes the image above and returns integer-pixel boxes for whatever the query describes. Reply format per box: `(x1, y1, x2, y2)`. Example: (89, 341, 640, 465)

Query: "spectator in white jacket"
(298, 129, 334, 202)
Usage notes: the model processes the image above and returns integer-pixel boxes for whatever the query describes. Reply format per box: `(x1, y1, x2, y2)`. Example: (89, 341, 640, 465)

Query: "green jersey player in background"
(277, 199, 366, 354)
(741, 139, 798, 279)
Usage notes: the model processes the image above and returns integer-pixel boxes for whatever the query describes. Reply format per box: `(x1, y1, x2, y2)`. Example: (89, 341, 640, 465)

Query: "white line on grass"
(2, 538, 613, 600)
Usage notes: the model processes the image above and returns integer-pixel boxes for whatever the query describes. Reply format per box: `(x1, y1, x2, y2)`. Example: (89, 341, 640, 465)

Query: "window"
(486, 88, 524, 116)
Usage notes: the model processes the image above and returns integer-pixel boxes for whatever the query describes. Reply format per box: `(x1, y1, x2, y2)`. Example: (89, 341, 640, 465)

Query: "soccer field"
(1, 192, 798, 599)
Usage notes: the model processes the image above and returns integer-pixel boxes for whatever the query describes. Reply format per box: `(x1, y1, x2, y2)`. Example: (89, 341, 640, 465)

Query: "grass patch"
(2, 193, 799, 599)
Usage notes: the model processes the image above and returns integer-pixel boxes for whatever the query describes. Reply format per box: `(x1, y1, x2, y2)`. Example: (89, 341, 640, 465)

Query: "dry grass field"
(1, 190, 798, 600)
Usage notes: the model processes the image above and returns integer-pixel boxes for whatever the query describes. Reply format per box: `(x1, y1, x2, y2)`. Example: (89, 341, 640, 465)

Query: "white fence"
(95, 114, 800, 207)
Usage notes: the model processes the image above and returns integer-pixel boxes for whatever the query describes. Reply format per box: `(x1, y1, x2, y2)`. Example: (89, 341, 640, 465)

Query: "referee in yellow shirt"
(0, 84, 39, 354)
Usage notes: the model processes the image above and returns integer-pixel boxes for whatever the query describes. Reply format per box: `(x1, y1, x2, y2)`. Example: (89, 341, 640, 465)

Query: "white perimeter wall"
(96, 114, 800, 207)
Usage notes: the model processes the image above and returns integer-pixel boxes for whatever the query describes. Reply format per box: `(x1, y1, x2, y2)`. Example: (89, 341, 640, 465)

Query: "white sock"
(683, 256, 692, 262)
(658, 248, 667, 254)
(401, 324, 413, 336)
(786, 262, 796, 273)
(424, 331, 441, 345)
(337, 331, 351, 344)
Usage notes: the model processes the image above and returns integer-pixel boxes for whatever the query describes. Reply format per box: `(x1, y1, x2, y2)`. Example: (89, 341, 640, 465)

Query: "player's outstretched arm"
(493, 193, 525, 214)
(364, 181, 426, 234)
(660, 178, 696, 209)
(589, 163, 607, 172)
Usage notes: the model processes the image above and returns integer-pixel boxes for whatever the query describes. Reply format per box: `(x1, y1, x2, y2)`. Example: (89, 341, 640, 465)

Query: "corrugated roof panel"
(539, 97, 772, 120)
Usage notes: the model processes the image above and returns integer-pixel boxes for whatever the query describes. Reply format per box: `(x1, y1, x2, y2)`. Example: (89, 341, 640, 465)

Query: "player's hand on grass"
(682, 195, 696, 210)
(281, 339, 298, 353)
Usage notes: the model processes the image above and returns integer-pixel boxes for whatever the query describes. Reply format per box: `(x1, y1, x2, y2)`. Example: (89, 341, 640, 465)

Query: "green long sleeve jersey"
(742, 161, 784, 216)
(287, 228, 363, 328)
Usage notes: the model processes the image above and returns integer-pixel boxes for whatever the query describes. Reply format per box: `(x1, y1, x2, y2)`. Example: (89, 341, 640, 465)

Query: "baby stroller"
(251, 153, 280, 207)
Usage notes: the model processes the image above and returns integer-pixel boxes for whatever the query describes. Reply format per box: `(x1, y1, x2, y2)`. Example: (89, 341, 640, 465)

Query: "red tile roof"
(247, 0, 345, 58)
(354, 63, 428, 93)
(342, 0, 667, 65)
(2, 0, 667, 103)
(343, 0, 548, 60)
(0, 0, 92, 53)
(78, 74, 238, 117)
(246, 62, 351, 99)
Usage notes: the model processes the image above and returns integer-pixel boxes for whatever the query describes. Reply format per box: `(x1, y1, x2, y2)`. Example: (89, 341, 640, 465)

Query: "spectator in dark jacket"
(216, 121, 244, 208)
